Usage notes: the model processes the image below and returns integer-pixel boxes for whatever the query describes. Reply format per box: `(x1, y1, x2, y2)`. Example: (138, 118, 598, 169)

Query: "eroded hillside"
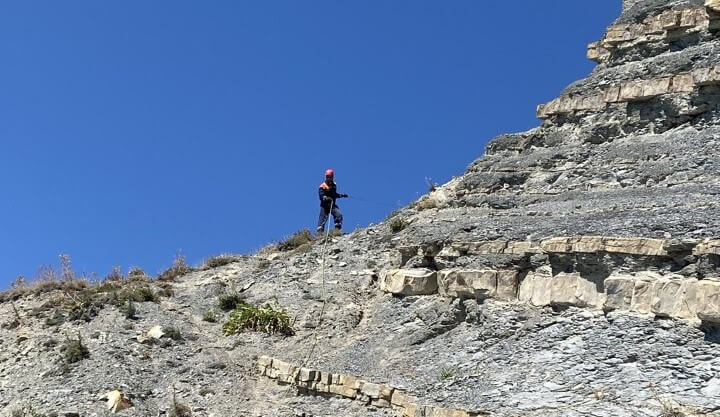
(2, 1, 720, 416)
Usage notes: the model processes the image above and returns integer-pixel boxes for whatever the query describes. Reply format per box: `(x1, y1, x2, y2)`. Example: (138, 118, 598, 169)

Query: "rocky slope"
(2, 1, 720, 416)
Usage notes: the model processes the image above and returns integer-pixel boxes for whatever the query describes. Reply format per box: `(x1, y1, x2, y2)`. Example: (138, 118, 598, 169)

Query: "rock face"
(1, 1, 720, 417)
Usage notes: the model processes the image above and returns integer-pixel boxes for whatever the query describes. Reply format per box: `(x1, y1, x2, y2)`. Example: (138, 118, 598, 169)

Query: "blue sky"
(0, 1, 619, 287)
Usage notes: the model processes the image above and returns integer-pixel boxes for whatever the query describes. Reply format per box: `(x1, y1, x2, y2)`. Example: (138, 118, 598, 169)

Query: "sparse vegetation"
(389, 217, 407, 233)
(163, 326, 183, 341)
(158, 253, 194, 282)
(169, 384, 192, 417)
(122, 300, 137, 319)
(11, 404, 53, 417)
(203, 309, 218, 323)
(204, 254, 241, 269)
(276, 229, 313, 252)
(223, 302, 293, 336)
(438, 366, 458, 381)
(128, 266, 147, 278)
(61, 333, 89, 364)
(218, 292, 246, 312)
(256, 260, 271, 271)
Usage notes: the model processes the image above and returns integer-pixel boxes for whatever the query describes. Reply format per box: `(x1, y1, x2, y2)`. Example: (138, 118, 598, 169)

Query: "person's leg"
(317, 205, 330, 233)
(331, 205, 343, 230)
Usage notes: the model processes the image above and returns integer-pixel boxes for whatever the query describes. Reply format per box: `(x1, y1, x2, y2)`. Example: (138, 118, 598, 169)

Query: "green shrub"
(122, 300, 137, 320)
(438, 366, 458, 381)
(205, 255, 241, 269)
(163, 326, 183, 341)
(389, 217, 407, 233)
(218, 293, 246, 312)
(203, 310, 218, 323)
(122, 286, 159, 303)
(276, 229, 313, 252)
(223, 302, 293, 336)
(62, 334, 89, 364)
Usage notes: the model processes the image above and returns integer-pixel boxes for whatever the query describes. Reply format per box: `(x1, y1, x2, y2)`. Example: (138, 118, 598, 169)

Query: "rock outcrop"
(1, 1, 719, 417)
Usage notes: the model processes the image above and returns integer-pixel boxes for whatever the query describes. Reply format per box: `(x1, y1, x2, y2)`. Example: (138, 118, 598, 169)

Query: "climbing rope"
(285, 200, 334, 395)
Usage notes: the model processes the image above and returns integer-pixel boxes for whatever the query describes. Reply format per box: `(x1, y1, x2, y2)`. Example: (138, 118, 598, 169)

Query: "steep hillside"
(2, 1, 720, 416)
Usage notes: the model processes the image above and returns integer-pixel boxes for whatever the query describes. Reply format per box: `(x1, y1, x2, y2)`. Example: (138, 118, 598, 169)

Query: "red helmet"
(325, 169, 335, 178)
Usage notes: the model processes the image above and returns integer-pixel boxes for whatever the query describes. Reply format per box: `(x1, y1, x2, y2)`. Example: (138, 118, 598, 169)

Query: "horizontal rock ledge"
(589, 3, 720, 63)
(257, 356, 487, 417)
(536, 65, 720, 119)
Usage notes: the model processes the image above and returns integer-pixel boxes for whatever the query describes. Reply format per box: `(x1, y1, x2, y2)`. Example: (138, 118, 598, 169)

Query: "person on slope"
(317, 169, 348, 234)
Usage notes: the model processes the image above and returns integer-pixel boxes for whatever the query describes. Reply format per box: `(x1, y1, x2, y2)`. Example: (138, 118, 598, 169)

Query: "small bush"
(163, 326, 183, 341)
(11, 405, 53, 417)
(203, 310, 218, 323)
(223, 302, 293, 336)
(276, 229, 313, 252)
(128, 266, 147, 278)
(438, 366, 458, 381)
(218, 293, 246, 312)
(122, 300, 137, 319)
(122, 286, 159, 303)
(65, 293, 103, 322)
(169, 387, 192, 417)
(205, 255, 241, 269)
(62, 334, 89, 364)
(389, 217, 407, 233)
(256, 260, 270, 271)
(158, 254, 194, 282)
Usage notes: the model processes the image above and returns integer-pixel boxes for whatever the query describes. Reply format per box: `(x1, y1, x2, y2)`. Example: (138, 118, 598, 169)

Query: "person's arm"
(319, 186, 333, 203)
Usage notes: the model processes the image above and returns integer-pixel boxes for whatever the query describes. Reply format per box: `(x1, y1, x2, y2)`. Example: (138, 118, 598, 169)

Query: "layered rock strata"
(257, 356, 486, 417)
(386, 236, 720, 324)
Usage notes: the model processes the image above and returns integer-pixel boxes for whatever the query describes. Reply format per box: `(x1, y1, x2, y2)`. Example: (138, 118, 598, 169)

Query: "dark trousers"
(317, 203, 343, 231)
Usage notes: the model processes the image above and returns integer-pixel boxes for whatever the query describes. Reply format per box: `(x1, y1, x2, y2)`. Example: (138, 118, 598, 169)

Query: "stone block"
(329, 383, 357, 398)
(604, 275, 635, 311)
(371, 398, 392, 408)
(708, 0, 720, 13)
(379, 384, 394, 400)
(519, 268, 553, 307)
(697, 280, 720, 323)
(603, 237, 667, 256)
(391, 389, 417, 407)
(438, 269, 496, 299)
(620, 81, 645, 101)
(631, 278, 656, 314)
(297, 367, 316, 382)
(506, 240, 541, 254)
(651, 279, 698, 320)
(572, 236, 605, 253)
(339, 374, 362, 390)
(360, 381, 382, 399)
(257, 355, 273, 367)
(670, 74, 695, 93)
(642, 78, 671, 97)
(496, 270, 519, 300)
(380, 269, 438, 296)
(604, 86, 622, 103)
(660, 10, 682, 29)
(694, 239, 720, 255)
(540, 237, 572, 253)
(550, 272, 605, 308)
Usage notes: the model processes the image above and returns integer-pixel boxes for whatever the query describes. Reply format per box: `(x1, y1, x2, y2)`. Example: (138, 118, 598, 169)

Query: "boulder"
(380, 269, 438, 296)
(651, 278, 698, 320)
(604, 275, 635, 311)
(697, 280, 720, 323)
(518, 267, 553, 307)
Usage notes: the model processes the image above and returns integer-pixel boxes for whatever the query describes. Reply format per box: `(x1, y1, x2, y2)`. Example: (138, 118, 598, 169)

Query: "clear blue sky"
(0, 1, 619, 287)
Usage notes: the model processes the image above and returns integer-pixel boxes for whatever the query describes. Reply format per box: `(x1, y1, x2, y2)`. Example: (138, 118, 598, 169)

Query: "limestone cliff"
(1, 1, 720, 417)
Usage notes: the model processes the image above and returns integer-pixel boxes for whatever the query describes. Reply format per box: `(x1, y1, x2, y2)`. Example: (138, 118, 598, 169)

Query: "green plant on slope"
(223, 302, 293, 336)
